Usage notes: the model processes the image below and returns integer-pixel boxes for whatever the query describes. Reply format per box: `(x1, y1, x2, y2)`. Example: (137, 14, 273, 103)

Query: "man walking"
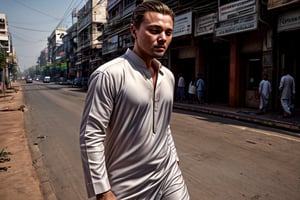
(79, 1, 190, 199)
(279, 68, 296, 117)
(196, 73, 205, 104)
(177, 73, 185, 101)
(257, 73, 272, 114)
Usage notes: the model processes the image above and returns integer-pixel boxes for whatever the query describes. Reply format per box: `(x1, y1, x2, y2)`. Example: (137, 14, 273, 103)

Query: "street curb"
(173, 104, 300, 134)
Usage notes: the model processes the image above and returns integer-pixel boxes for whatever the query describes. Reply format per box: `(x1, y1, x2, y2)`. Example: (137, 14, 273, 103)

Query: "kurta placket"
(153, 71, 163, 134)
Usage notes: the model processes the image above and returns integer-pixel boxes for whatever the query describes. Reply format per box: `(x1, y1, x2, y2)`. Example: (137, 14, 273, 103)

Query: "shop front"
(276, 7, 300, 109)
(240, 31, 265, 108)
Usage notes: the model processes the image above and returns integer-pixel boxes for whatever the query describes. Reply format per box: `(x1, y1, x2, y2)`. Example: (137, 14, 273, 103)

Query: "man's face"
(131, 11, 173, 60)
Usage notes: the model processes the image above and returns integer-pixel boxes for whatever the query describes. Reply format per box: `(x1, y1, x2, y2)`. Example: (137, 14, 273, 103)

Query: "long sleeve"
(166, 125, 179, 162)
(259, 81, 263, 94)
(292, 79, 296, 95)
(279, 77, 284, 91)
(80, 71, 114, 198)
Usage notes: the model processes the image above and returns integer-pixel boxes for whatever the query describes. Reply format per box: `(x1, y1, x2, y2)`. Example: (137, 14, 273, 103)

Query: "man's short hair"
(132, 0, 174, 28)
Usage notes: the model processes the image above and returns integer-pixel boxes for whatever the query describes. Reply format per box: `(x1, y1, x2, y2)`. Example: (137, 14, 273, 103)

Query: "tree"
(0, 49, 6, 92)
(0, 50, 5, 69)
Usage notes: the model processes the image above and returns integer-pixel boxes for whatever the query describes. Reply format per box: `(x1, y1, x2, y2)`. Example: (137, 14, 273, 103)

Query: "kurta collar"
(124, 48, 164, 78)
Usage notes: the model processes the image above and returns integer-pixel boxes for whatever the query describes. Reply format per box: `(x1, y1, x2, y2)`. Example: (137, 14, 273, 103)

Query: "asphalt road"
(22, 82, 300, 200)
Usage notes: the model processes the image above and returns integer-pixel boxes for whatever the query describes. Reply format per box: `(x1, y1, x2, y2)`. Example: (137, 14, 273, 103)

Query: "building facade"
(101, 0, 299, 111)
(37, 0, 299, 111)
(268, 0, 300, 109)
(76, 0, 107, 79)
(0, 13, 17, 90)
(47, 28, 67, 80)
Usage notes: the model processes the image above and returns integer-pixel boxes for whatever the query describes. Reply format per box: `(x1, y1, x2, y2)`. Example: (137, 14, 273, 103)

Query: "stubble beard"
(152, 48, 167, 59)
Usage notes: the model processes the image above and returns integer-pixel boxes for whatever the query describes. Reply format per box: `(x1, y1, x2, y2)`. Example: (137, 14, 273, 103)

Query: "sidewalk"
(174, 101, 300, 135)
(0, 82, 43, 200)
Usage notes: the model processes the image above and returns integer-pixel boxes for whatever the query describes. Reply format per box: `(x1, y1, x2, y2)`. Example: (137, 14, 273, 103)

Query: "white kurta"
(80, 49, 187, 199)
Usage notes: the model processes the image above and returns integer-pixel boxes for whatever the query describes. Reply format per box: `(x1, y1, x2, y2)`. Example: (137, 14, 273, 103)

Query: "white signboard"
(278, 8, 300, 32)
(173, 12, 192, 38)
(219, 0, 256, 21)
(194, 13, 217, 36)
(216, 13, 257, 36)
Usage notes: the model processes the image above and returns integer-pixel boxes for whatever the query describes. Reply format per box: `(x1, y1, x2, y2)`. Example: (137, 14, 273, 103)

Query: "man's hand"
(96, 190, 117, 200)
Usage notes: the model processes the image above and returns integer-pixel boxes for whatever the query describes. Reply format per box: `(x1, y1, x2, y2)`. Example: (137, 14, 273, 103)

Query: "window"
(0, 18, 5, 29)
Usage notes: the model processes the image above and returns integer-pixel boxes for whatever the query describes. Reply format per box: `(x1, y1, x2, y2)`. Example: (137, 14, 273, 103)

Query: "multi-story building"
(101, 0, 299, 112)
(267, 0, 300, 109)
(76, 0, 107, 78)
(39, 0, 298, 111)
(63, 23, 78, 80)
(102, 0, 136, 58)
(0, 13, 10, 53)
(47, 28, 67, 79)
(0, 13, 14, 90)
(38, 48, 49, 77)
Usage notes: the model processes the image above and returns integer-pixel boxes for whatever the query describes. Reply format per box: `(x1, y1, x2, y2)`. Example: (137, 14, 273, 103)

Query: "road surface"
(22, 82, 300, 200)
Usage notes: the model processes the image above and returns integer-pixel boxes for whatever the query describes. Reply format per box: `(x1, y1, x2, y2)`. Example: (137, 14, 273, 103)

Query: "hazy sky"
(0, 0, 85, 71)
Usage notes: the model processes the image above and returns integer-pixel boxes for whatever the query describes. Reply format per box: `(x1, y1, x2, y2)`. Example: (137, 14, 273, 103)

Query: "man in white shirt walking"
(196, 73, 205, 104)
(177, 73, 185, 101)
(257, 73, 272, 114)
(79, 1, 190, 199)
(279, 68, 296, 117)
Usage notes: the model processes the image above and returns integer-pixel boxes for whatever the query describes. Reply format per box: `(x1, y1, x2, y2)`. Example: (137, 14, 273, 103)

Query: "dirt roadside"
(0, 81, 44, 200)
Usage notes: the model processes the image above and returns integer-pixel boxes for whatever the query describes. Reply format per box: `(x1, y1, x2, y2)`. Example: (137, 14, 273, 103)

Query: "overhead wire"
(10, 24, 51, 33)
(9, 0, 97, 68)
(12, 0, 61, 20)
(56, 0, 78, 28)
(56, 0, 87, 29)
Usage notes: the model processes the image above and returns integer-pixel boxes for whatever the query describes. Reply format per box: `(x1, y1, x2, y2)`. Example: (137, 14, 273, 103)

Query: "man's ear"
(130, 24, 136, 38)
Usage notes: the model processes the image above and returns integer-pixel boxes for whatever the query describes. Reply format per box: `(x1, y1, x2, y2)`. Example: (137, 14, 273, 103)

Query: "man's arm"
(166, 125, 179, 162)
(279, 77, 284, 91)
(80, 71, 114, 198)
(292, 78, 296, 95)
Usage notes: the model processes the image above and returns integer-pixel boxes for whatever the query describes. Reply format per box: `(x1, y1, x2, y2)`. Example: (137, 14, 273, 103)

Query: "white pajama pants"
(281, 98, 292, 115)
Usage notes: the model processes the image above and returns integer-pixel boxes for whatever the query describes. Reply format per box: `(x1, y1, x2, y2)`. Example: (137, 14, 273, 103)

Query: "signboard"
(267, 0, 300, 9)
(173, 12, 192, 38)
(278, 8, 300, 32)
(216, 13, 257, 36)
(218, 0, 256, 21)
(194, 13, 217, 36)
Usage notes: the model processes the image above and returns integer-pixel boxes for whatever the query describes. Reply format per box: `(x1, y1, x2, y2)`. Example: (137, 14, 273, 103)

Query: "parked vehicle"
(66, 79, 74, 85)
(26, 77, 33, 83)
(72, 77, 82, 87)
(43, 76, 51, 83)
(81, 77, 89, 90)
(57, 77, 66, 85)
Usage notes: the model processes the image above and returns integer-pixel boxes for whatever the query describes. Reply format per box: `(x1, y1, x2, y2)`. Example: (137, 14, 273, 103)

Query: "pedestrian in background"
(279, 68, 296, 117)
(188, 76, 196, 103)
(177, 73, 185, 101)
(196, 73, 205, 104)
(257, 73, 271, 114)
(79, 1, 190, 200)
